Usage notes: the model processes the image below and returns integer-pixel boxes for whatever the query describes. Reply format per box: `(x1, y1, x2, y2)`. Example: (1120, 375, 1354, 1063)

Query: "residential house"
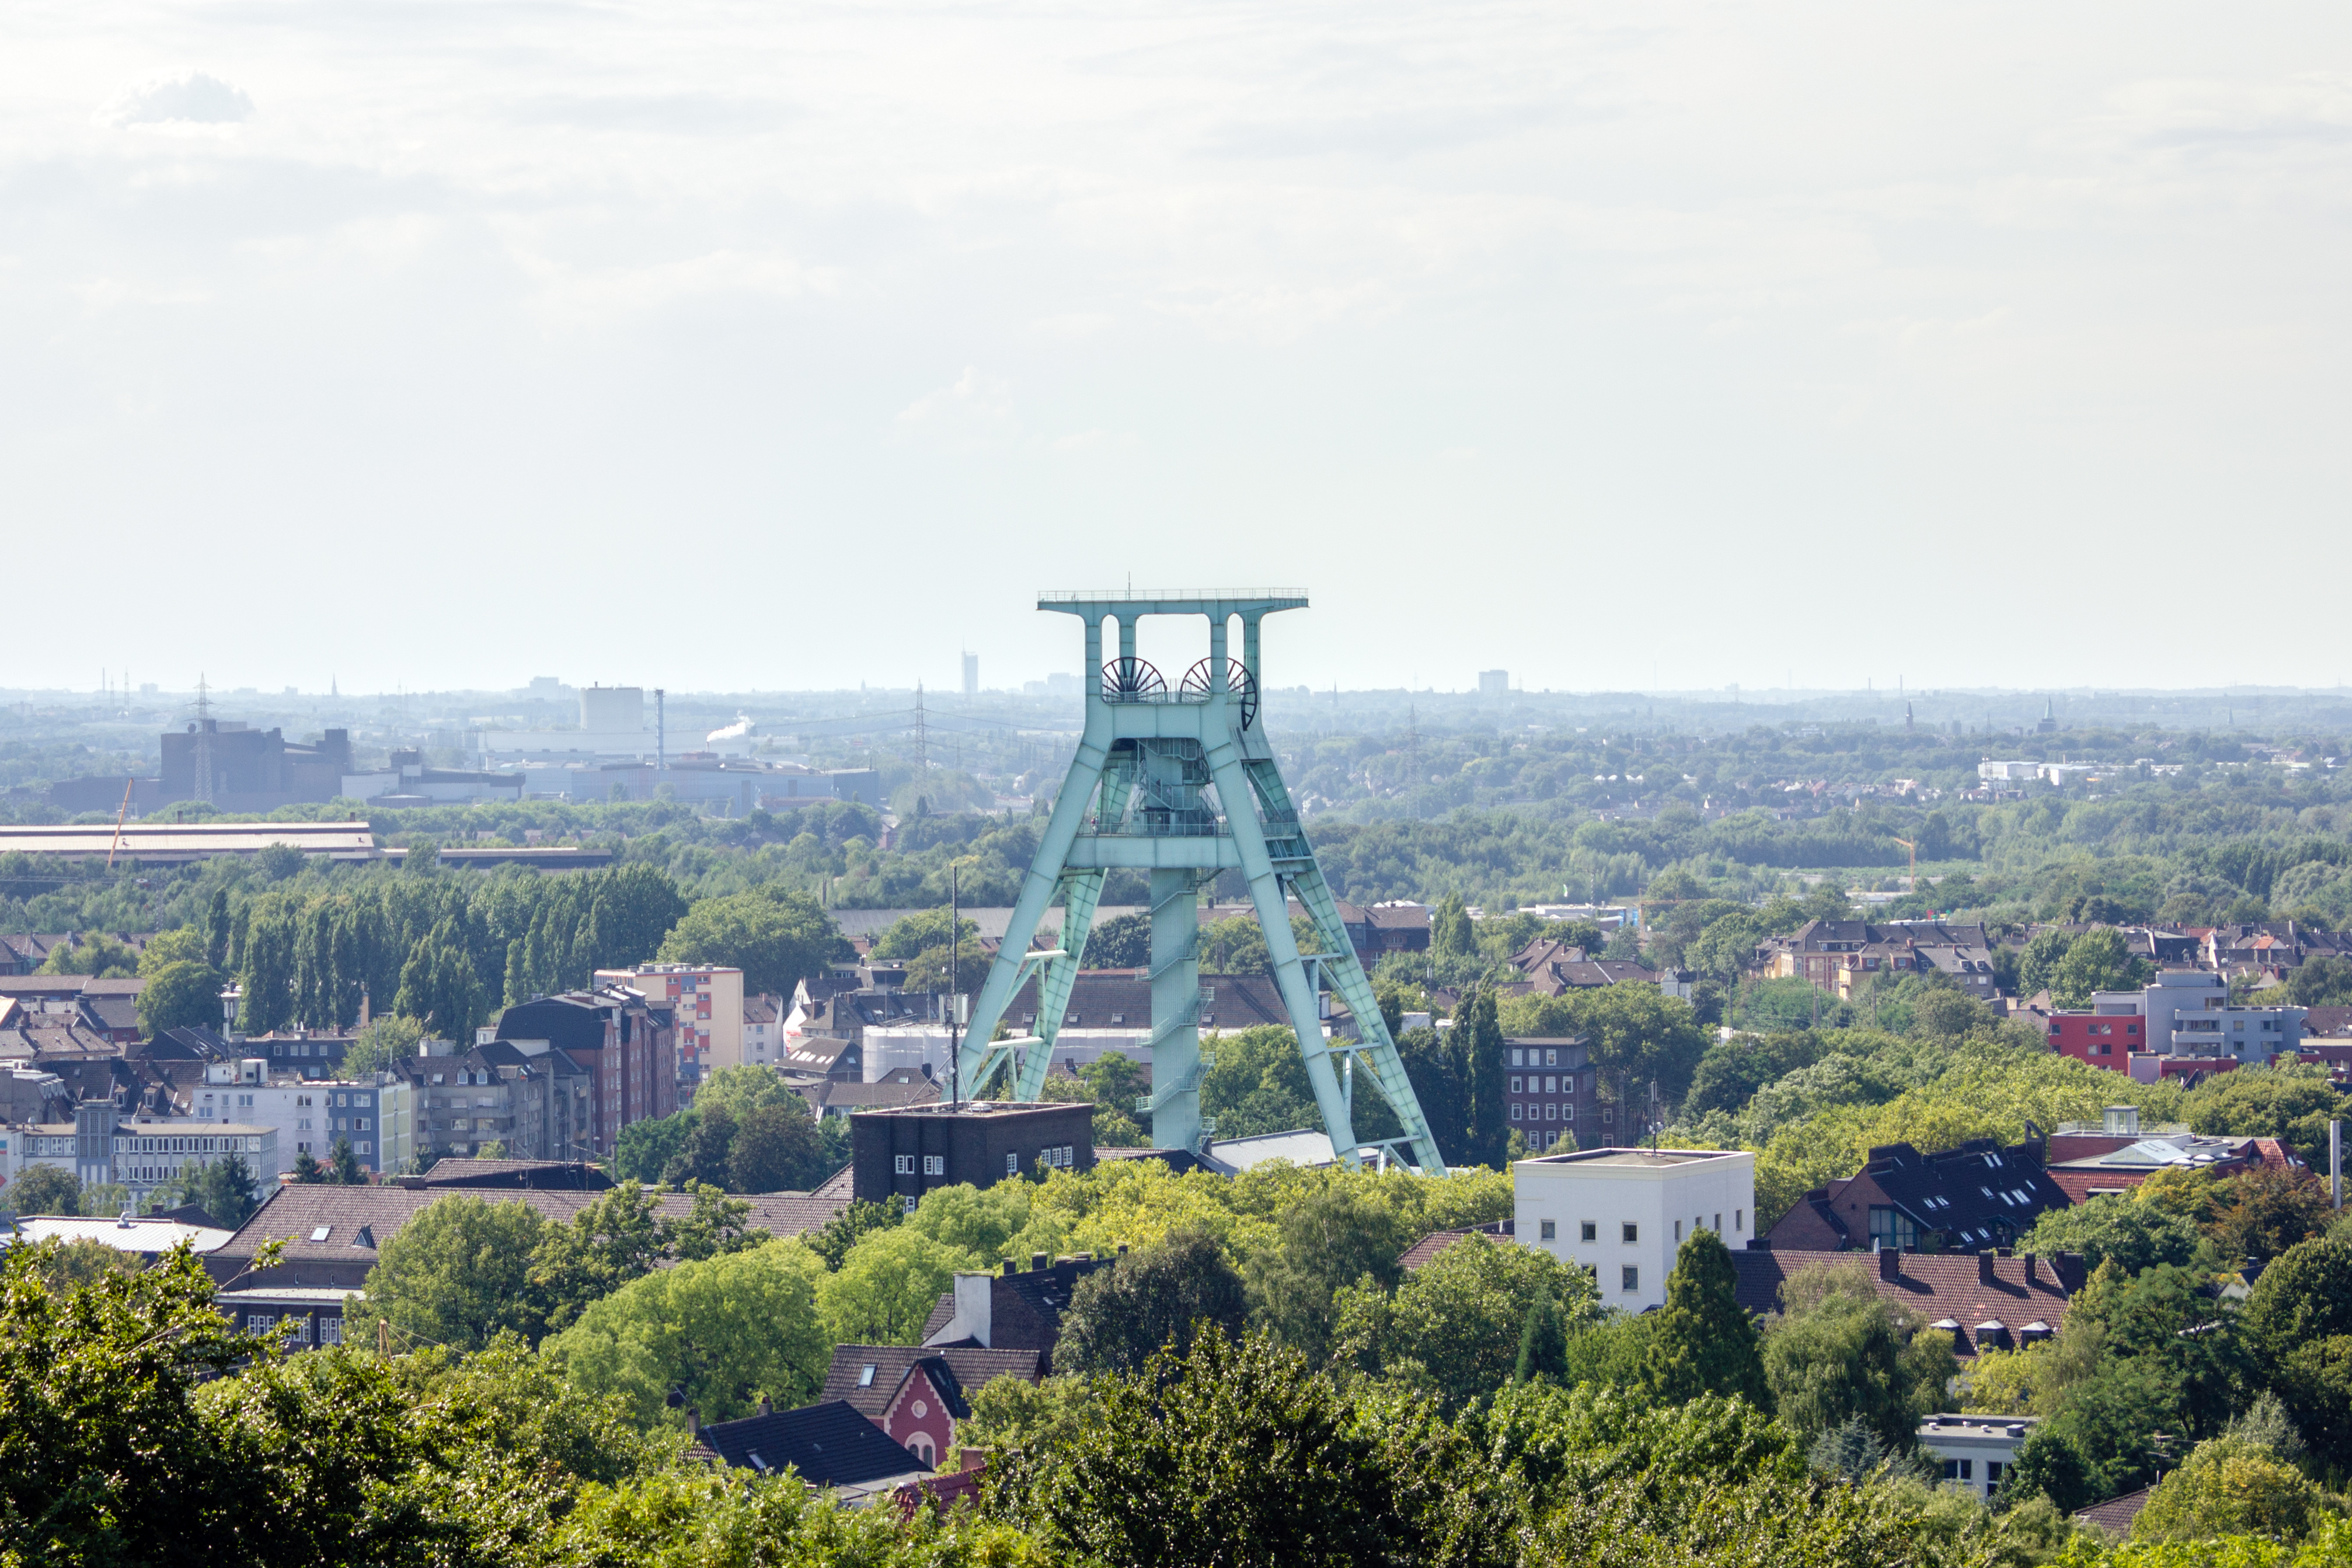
(919, 1250, 1118, 1371)
(689, 1400, 931, 1493)
(595, 963, 744, 1095)
(1764, 1139, 2070, 1254)
(1504, 1036, 1600, 1152)
(822, 1345, 1042, 1468)
(1727, 1246, 2085, 1357)
(493, 988, 678, 1156)
(1917, 1414, 2040, 1497)
(852, 1101, 1095, 1208)
(1513, 1147, 1758, 1311)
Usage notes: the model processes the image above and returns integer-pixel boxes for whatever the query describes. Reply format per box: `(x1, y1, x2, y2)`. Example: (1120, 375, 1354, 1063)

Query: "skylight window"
(310, 1225, 332, 1242)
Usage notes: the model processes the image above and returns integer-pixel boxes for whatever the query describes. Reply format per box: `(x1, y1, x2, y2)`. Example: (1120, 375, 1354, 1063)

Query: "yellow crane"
(1892, 837, 1918, 896)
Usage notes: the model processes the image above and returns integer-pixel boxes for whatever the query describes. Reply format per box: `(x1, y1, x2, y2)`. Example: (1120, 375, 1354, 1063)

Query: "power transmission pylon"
(954, 590, 1447, 1172)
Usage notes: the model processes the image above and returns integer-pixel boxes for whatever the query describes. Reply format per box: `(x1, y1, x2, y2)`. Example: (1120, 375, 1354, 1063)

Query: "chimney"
(999, 1259, 1014, 1277)
(950, 1271, 995, 1348)
(758, 1393, 772, 1417)
(960, 1446, 989, 1473)
(1030, 1252, 1049, 1273)
(2022, 1254, 2039, 1285)
(1978, 1250, 1997, 1284)
(1877, 1248, 1900, 1282)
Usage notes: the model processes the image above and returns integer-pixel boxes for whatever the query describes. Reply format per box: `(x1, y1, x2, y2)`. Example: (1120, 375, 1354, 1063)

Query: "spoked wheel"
(1101, 657, 1167, 701)
(1180, 659, 1259, 727)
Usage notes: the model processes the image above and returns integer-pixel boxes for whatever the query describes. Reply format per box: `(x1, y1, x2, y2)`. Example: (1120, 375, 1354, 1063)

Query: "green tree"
(543, 1239, 830, 1430)
(817, 1224, 973, 1344)
(1430, 893, 1475, 960)
(38, 932, 141, 979)
(137, 959, 229, 1039)
(2244, 1237, 2352, 1471)
(2204, 1166, 2334, 1261)
(325, 1137, 363, 1186)
(1760, 1260, 1952, 1449)
(1461, 986, 1508, 1168)
(4, 1164, 83, 1217)
(992, 1329, 1439, 1568)
(2018, 1194, 2205, 1274)
(1081, 910, 1150, 969)
(2131, 1435, 2344, 1545)
(1642, 1230, 1772, 1409)
(806, 1198, 904, 1271)
(2181, 1064, 2351, 1169)
(340, 1014, 425, 1076)
(1245, 1182, 1412, 1363)
(1056, 1224, 1248, 1377)
(658, 887, 849, 996)
(348, 1193, 550, 1351)
(1199, 1024, 1320, 1141)
(663, 1102, 738, 1188)
(2047, 927, 2150, 1008)
(189, 1153, 260, 1229)
(728, 1099, 827, 1193)
(614, 1108, 696, 1184)
(0, 1241, 259, 1564)
(1334, 1232, 1600, 1410)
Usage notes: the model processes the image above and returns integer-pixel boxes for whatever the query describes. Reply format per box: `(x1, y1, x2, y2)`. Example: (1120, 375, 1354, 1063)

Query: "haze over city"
(6, 1, 2350, 694)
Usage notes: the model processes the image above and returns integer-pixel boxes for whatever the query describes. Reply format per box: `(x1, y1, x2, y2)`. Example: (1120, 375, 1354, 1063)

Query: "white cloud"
(100, 71, 255, 128)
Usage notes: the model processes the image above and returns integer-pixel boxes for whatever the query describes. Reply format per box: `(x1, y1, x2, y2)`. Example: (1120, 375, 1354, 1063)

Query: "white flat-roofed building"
(11, 1103, 282, 1201)
(1514, 1146, 1757, 1312)
(1917, 1414, 2038, 1499)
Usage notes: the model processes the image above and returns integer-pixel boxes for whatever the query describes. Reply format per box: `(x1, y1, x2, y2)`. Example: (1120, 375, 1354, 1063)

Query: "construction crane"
(1892, 837, 1918, 895)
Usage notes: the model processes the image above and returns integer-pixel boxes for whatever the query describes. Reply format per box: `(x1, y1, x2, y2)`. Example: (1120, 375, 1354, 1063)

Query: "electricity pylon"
(955, 590, 1446, 1173)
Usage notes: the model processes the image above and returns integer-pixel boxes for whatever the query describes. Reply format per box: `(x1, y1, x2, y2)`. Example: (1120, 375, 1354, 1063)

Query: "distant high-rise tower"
(2036, 698, 2057, 734)
(961, 651, 979, 698)
(1478, 670, 1508, 699)
(1904, 702, 1915, 733)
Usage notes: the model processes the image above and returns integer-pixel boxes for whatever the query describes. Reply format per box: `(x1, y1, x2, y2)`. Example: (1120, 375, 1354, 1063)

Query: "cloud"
(898, 366, 1014, 426)
(100, 71, 256, 128)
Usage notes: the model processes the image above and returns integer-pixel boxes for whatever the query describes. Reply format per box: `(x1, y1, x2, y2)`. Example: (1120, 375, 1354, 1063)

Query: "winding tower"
(955, 590, 1447, 1172)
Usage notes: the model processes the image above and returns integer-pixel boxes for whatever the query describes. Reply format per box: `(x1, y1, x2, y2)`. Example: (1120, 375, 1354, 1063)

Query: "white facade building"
(190, 1060, 385, 1172)
(2090, 971, 2304, 1063)
(12, 1102, 282, 1203)
(1514, 1147, 1757, 1312)
(597, 964, 744, 1089)
(1916, 1414, 2038, 1499)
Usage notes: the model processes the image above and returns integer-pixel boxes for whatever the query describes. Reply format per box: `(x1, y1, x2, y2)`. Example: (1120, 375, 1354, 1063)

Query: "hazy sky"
(5, 2, 2348, 699)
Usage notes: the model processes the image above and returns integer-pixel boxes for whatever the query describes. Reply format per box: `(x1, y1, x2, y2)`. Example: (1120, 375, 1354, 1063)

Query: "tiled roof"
(694, 1400, 929, 1488)
(414, 1158, 614, 1190)
(1399, 1220, 1513, 1271)
(823, 1344, 1041, 1415)
(209, 1180, 845, 1288)
(1730, 1248, 2083, 1357)
(2074, 1486, 2154, 1535)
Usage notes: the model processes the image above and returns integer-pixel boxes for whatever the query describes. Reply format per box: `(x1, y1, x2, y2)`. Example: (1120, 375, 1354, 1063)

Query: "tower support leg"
(1147, 867, 1203, 1151)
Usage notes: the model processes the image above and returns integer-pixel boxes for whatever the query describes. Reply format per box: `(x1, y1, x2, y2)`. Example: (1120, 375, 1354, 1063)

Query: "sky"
(4, 1, 2349, 699)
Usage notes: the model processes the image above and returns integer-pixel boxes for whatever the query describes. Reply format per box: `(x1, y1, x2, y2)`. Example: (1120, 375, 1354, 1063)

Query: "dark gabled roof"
(917, 1255, 1117, 1349)
(695, 1400, 927, 1487)
(1860, 1141, 2071, 1250)
(823, 1344, 1041, 1416)
(414, 1158, 613, 1190)
(1729, 1247, 2083, 1356)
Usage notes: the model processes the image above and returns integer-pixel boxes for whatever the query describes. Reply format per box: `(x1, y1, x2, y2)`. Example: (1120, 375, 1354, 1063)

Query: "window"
(248, 1313, 276, 1333)
(902, 1195, 918, 1214)
(309, 1225, 332, 1242)
(319, 1318, 342, 1345)
(1006, 1152, 1019, 1175)
(1621, 1266, 1639, 1293)
(1511, 1103, 1523, 1122)
(1540, 1219, 1556, 1240)
(923, 1155, 944, 1176)
(1986, 1461, 2003, 1486)
(895, 1155, 915, 1175)
(1543, 1075, 1557, 1094)
(1674, 1219, 1682, 1242)
(858, 1364, 877, 1388)
(1622, 1222, 1638, 1243)
(1510, 1048, 1523, 1067)
(1510, 1076, 1522, 1093)
(1580, 1221, 1597, 1242)
(1545, 1103, 1557, 1121)
(1867, 1205, 1919, 1251)
(1736, 1209, 1744, 1232)
(1602, 1107, 1613, 1124)
(1713, 1214, 1721, 1232)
